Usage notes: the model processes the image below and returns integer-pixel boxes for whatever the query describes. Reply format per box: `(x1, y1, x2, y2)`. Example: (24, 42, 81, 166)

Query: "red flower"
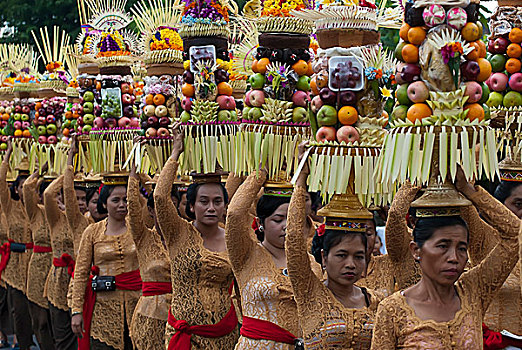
(252, 218, 259, 231)
(317, 224, 325, 237)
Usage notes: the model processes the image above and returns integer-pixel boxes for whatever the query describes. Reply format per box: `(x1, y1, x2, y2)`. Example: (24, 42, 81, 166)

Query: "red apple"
(129, 118, 140, 128)
(336, 126, 360, 143)
(244, 90, 253, 107)
(407, 81, 429, 103)
(509, 73, 522, 92)
(105, 118, 117, 128)
(46, 115, 56, 124)
(464, 81, 483, 103)
(94, 117, 105, 129)
(47, 135, 57, 144)
(158, 117, 170, 127)
(311, 95, 323, 113)
(217, 95, 236, 110)
(181, 97, 193, 111)
(315, 126, 336, 142)
(118, 117, 131, 128)
(460, 61, 480, 81)
(249, 90, 265, 107)
(291, 91, 310, 107)
(489, 72, 509, 92)
(319, 88, 337, 105)
(157, 127, 169, 137)
(145, 127, 157, 138)
(38, 135, 47, 144)
(121, 93, 132, 105)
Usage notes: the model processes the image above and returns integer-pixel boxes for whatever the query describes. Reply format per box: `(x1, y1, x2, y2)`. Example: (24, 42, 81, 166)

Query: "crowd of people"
(0, 124, 520, 350)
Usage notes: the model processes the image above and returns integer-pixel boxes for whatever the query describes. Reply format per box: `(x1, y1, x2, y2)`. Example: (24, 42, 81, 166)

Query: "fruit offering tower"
(176, 0, 241, 175)
(131, 0, 184, 173)
(0, 44, 18, 155)
(376, 0, 499, 209)
(238, 0, 315, 181)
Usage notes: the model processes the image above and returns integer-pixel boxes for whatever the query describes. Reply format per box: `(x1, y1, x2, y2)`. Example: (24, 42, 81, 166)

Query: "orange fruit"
(338, 106, 358, 125)
(1, 113, 9, 121)
(407, 27, 426, 46)
(464, 103, 485, 122)
(505, 58, 521, 74)
(153, 94, 166, 105)
(510, 27, 522, 44)
(292, 60, 309, 76)
(310, 77, 320, 95)
(64, 111, 72, 120)
(145, 94, 154, 105)
(182, 83, 195, 97)
(251, 59, 259, 73)
(13, 129, 22, 137)
(407, 103, 432, 123)
(476, 57, 492, 82)
(402, 44, 419, 63)
(217, 82, 233, 96)
(96, 81, 101, 91)
(399, 23, 411, 42)
(476, 40, 487, 58)
(461, 22, 480, 41)
(35, 102, 42, 110)
(465, 42, 480, 61)
(257, 58, 270, 74)
(507, 43, 522, 58)
(22, 130, 31, 138)
(306, 61, 314, 76)
(72, 113, 79, 119)
(62, 128, 70, 137)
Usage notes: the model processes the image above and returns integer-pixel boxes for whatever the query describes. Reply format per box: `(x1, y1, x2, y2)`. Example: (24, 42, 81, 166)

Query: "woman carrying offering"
(128, 162, 171, 350)
(284, 146, 383, 349)
(154, 124, 238, 349)
(371, 169, 521, 349)
(71, 174, 141, 350)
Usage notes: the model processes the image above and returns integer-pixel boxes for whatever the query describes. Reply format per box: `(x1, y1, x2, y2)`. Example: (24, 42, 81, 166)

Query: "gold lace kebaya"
(127, 176, 171, 350)
(287, 185, 384, 350)
(371, 187, 521, 350)
(154, 157, 239, 349)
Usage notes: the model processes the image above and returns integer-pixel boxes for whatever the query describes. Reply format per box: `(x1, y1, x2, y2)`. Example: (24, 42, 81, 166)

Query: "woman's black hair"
(97, 185, 118, 215)
(10, 174, 28, 200)
(147, 192, 154, 209)
(254, 195, 291, 241)
(412, 216, 468, 248)
(171, 186, 180, 202)
(494, 180, 522, 204)
(39, 181, 51, 197)
(311, 229, 368, 265)
(86, 187, 98, 204)
(185, 182, 229, 220)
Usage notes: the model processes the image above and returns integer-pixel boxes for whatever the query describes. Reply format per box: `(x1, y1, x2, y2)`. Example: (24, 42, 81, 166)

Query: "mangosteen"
(215, 69, 229, 84)
(123, 105, 134, 117)
(405, 2, 425, 27)
(299, 50, 311, 62)
(183, 70, 194, 84)
(283, 49, 299, 65)
(269, 49, 283, 62)
(256, 47, 269, 59)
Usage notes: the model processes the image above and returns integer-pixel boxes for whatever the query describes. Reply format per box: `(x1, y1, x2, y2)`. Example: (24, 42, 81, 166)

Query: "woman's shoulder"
(363, 287, 386, 309)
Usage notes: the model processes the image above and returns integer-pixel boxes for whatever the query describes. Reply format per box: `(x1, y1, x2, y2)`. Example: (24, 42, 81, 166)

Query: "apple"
(391, 105, 409, 121)
(47, 135, 57, 144)
(181, 98, 192, 112)
(337, 125, 360, 143)
(407, 81, 429, 103)
(83, 114, 95, 124)
(21, 114, 29, 121)
(21, 121, 30, 129)
(13, 113, 21, 121)
(217, 95, 236, 110)
(105, 118, 117, 128)
(157, 127, 169, 137)
(315, 126, 336, 142)
(316, 105, 338, 126)
(155, 105, 168, 118)
(180, 111, 191, 123)
(479, 82, 491, 104)
(147, 116, 159, 128)
(183, 71, 194, 84)
(292, 107, 308, 123)
(244, 91, 253, 107)
(38, 135, 47, 144)
(493, 37, 509, 54)
(144, 105, 156, 116)
(130, 118, 140, 128)
(218, 110, 231, 121)
(158, 117, 170, 127)
(121, 93, 132, 105)
(145, 127, 157, 138)
(0, 136, 6, 143)
(490, 54, 507, 73)
(215, 69, 229, 84)
(21, 106, 30, 114)
(46, 124, 57, 135)
(311, 95, 323, 113)
(62, 120, 72, 129)
(0, 144, 6, 151)
(83, 102, 94, 114)
(249, 73, 266, 89)
(46, 115, 56, 124)
(14, 105, 21, 113)
(118, 117, 131, 128)
(503, 91, 522, 107)
(509, 73, 522, 92)
(5, 107, 11, 114)
(13, 121, 21, 130)
(292, 91, 310, 108)
(319, 87, 337, 105)
(489, 72, 509, 92)
(123, 105, 134, 117)
(83, 91, 95, 102)
(461, 61, 480, 81)
(399, 63, 421, 83)
(396, 84, 412, 105)
(82, 125, 92, 133)
(121, 83, 131, 94)
(464, 81, 483, 103)
(249, 90, 265, 107)
(230, 110, 238, 121)
(339, 91, 356, 106)
(248, 107, 263, 121)
(296, 75, 311, 91)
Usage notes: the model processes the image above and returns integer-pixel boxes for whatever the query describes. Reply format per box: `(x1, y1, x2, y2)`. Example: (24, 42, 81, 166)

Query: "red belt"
(25, 243, 33, 250)
(142, 281, 172, 296)
(483, 323, 522, 350)
(0, 240, 11, 280)
(79, 267, 142, 350)
(167, 282, 238, 349)
(240, 316, 297, 345)
(52, 254, 75, 277)
(33, 245, 52, 253)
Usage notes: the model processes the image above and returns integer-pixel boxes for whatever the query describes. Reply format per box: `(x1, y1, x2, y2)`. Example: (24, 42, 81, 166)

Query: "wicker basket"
(498, 0, 522, 6)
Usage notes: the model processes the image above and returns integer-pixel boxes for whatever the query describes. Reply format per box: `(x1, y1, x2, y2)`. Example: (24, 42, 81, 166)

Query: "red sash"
(142, 281, 172, 296)
(52, 254, 75, 277)
(167, 282, 238, 350)
(0, 240, 11, 280)
(483, 323, 522, 350)
(33, 245, 52, 253)
(240, 316, 297, 345)
(24, 243, 33, 250)
(78, 267, 142, 350)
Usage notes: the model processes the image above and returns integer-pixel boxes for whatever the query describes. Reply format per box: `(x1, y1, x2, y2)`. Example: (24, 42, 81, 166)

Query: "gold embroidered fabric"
(286, 185, 383, 350)
(154, 157, 239, 349)
(0, 212, 7, 287)
(71, 220, 140, 350)
(359, 183, 421, 296)
(128, 176, 171, 349)
(225, 173, 323, 350)
(0, 161, 31, 294)
(371, 187, 521, 350)
(459, 186, 522, 335)
(43, 176, 75, 311)
(23, 175, 52, 308)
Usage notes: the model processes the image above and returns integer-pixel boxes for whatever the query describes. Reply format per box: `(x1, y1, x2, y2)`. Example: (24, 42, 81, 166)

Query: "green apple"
(391, 105, 409, 121)
(490, 54, 507, 73)
(296, 76, 311, 91)
(395, 41, 406, 61)
(217, 110, 231, 122)
(316, 105, 338, 126)
(479, 82, 490, 104)
(248, 107, 263, 121)
(396, 84, 412, 106)
(229, 110, 238, 121)
(180, 111, 191, 123)
(249, 73, 266, 90)
(503, 91, 522, 107)
(83, 91, 95, 102)
(292, 107, 308, 122)
(242, 107, 251, 119)
(486, 91, 504, 108)
(483, 104, 491, 120)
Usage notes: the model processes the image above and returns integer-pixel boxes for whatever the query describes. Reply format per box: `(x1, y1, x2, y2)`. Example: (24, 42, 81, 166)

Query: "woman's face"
(261, 203, 289, 249)
(412, 225, 468, 286)
(104, 186, 127, 221)
(190, 184, 225, 226)
(373, 236, 382, 256)
(75, 189, 87, 214)
(178, 193, 189, 220)
(365, 219, 376, 259)
(504, 184, 522, 219)
(88, 192, 106, 221)
(323, 234, 366, 287)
